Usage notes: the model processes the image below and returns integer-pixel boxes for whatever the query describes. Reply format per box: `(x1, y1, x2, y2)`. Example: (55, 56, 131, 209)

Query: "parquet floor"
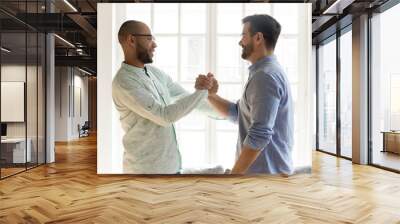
(1, 134, 400, 223)
(0, 167, 26, 178)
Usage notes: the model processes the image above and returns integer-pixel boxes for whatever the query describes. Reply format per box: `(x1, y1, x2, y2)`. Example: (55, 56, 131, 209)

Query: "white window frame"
(148, 3, 305, 167)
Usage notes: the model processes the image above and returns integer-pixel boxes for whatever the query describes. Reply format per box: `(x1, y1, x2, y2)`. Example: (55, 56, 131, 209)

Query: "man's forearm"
(231, 145, 261, 174)
(207, 94, 232, 118)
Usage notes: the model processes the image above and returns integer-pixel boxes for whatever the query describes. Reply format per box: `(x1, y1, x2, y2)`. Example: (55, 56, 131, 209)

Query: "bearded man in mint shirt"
(112, 20, 220, 174)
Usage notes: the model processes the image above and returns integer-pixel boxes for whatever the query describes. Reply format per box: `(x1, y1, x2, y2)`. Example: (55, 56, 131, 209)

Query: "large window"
(316, 28, 353, 159)
(371, 2, 400, 171)
(124, 3, 310, 170)
(98, 3, 312, 173)
(317, 37, 337, 155)
(340, 29, 352, 158)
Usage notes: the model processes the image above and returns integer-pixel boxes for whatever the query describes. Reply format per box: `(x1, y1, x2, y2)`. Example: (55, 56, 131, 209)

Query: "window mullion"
(207, 3, 217, 164)
(150, 4, 154, 31)
(178, 3, 182, 82)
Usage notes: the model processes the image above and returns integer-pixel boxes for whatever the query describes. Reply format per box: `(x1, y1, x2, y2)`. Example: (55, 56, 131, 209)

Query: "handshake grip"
(195, 73, 219, 95)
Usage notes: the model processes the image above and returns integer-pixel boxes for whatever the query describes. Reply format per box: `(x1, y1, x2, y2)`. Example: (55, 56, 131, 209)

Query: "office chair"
(79, 121, 90, 138)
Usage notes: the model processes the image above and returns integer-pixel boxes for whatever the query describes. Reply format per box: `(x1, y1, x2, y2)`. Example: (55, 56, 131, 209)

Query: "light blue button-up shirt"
(228, 55, 294, 175)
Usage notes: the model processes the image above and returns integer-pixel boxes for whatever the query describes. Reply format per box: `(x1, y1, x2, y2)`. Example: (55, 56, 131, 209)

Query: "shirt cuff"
(243, 133, 270, 151)
(227, 102, 238, 123)
(193, 89, 208, 100)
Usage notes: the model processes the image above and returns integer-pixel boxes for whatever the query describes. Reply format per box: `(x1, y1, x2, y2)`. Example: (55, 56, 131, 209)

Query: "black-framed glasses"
(130, 33, 156, 41)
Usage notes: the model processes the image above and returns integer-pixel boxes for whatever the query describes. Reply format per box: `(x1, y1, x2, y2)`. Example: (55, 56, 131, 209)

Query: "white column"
(352, 14, 369, 164)
(46, 32, 55, 163)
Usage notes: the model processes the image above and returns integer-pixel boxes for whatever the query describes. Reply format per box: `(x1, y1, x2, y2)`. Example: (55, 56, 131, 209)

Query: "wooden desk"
(381, 131, 400, 154)
(1, 138, 31, 163)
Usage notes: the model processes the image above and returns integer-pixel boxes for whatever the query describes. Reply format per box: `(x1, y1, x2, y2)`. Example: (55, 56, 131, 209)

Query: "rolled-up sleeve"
(113, 77, 207, 127)
(227, 101, 239, 123)
(243, 73, 282, 151)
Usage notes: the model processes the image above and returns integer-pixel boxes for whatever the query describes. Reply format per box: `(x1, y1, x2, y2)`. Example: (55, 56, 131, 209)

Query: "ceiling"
(0, 0, 394, 75)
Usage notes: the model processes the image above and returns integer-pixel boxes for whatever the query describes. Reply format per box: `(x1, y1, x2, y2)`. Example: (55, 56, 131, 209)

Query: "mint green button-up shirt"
(112, 63, 214, 174)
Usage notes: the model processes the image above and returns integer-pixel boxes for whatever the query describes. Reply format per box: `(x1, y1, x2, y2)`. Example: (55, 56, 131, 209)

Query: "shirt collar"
(121, 62, 147, 75)
(248, 54, 277, 74)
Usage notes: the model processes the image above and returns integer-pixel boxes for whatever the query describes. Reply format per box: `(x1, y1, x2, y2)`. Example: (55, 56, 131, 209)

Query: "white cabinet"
(1, 138, 32, 163)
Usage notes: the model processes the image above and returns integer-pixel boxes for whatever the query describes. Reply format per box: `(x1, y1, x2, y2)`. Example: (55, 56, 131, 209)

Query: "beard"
(241, 42, 254, 59)
(136, 43, 153, 64)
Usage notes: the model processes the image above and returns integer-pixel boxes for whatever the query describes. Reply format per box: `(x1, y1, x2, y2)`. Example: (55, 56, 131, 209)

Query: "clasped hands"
(195, 73, 219, 95)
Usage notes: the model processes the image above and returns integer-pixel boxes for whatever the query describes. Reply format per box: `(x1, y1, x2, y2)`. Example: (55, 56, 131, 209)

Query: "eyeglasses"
(130, 33, 156, 41)
(241, 32, 261, 37)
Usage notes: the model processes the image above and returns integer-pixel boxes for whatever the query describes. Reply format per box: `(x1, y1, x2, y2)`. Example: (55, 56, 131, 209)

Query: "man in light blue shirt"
(207, 14, 294, 175)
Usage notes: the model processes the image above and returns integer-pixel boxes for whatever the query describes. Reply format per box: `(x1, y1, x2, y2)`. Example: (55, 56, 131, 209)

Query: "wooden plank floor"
(1, 134, 400, 224)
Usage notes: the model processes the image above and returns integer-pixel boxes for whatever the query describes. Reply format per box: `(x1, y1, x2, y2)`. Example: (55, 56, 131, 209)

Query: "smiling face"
(132, 25, 157, 64)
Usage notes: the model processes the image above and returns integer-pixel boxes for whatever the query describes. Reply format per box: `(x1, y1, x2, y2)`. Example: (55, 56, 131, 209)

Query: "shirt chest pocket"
(144, 81, 167, 104)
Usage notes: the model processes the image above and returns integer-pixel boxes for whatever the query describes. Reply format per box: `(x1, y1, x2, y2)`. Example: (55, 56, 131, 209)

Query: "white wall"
(55, 67, 69, 141)
(1, 65, 37, 138)
(294, 4, 313, 169)
(97, 3, 125, 174)
(54, 67, 89, 141)
(1, 66, 26, 136)
(72, 72, 89, 138)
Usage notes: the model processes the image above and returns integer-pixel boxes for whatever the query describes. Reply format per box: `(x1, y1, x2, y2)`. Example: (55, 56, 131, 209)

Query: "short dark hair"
(242, 14, 281, 50)
(118, 20, 144, 44)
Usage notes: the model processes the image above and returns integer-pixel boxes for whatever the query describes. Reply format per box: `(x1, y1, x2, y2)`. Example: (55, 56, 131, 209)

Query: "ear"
(128, 35, 136, 47)
(256, 33, 263, 43)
